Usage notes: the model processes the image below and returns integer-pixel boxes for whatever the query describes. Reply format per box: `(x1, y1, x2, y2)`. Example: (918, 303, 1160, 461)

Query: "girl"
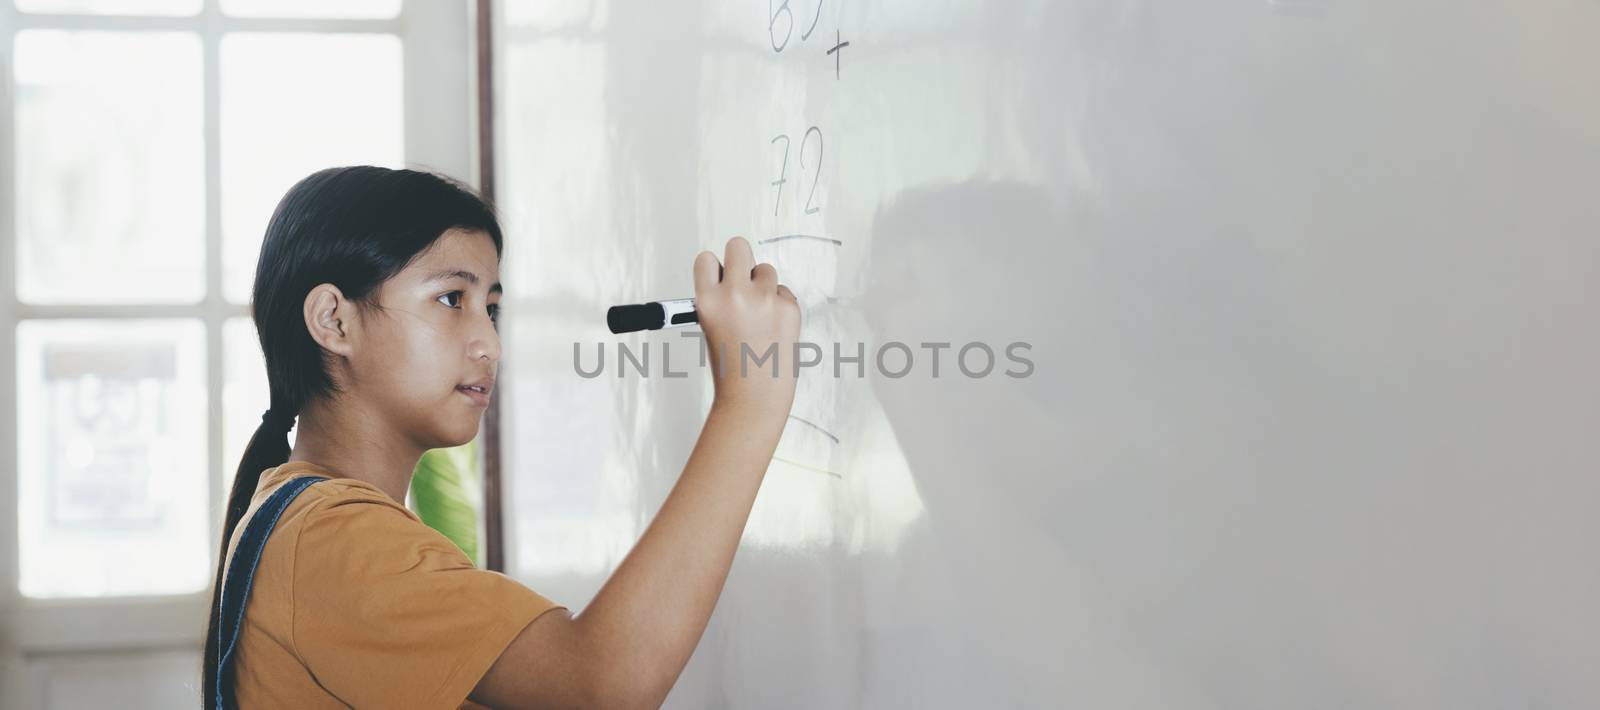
(203, 166, 801, 708)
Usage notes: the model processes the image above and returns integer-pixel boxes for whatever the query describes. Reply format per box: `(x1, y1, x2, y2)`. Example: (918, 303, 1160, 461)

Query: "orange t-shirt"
(221, 460, 564, 709)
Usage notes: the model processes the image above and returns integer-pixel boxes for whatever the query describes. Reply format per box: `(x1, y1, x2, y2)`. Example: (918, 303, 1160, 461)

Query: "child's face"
(348, 228, 502, 449)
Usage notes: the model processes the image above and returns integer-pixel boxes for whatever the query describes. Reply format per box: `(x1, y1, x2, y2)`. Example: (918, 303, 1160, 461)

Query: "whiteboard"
(491, 1, 1600, 707)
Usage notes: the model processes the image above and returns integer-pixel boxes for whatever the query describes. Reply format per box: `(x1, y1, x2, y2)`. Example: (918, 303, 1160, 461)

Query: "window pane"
(221, 0, 397, 19)
(16, 320, 209, 598)
(14, 31, 204, 304)
(220, 33, 403, 303)
(16, 0, 199, 15)
(223, 317, 293, 492)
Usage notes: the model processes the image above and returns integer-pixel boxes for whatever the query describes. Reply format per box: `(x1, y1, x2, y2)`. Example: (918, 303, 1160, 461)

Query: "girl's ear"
(304, 283, 357, 358)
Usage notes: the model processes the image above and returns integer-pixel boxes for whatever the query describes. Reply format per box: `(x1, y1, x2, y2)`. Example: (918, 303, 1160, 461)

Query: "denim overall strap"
(214, 475, 328, 710)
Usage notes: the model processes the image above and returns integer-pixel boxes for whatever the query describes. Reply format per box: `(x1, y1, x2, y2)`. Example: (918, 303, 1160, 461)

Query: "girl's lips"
(456, 385, 491, 407)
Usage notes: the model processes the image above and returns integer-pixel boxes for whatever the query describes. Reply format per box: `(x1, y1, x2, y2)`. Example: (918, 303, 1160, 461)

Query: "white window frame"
(0, 1, 476, 703)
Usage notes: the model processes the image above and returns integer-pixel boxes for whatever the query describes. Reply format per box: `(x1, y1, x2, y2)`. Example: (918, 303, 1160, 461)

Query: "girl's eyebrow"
(425, 268, 503, 295)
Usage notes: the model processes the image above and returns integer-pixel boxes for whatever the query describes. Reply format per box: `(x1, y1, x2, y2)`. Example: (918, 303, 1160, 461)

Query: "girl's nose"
(473, 337, 501, 363)
(471, 321, 502, 363)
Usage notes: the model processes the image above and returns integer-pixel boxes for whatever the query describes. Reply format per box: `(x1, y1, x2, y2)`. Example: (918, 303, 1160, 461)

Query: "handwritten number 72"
(771, 127, 824, 216)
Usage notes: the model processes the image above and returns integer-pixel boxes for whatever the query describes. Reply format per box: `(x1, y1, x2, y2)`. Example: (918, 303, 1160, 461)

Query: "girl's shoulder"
(295, 476, 407, 510)
(280, 476, 432, 538)
(254, 461, 417, 519)
(232, 465, 434, 568)
(266, 472, 469, 569)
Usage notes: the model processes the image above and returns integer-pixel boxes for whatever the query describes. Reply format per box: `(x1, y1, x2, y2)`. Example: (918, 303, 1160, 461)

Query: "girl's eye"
(437, 291, 463, 308)
(488, 303, 500, 324)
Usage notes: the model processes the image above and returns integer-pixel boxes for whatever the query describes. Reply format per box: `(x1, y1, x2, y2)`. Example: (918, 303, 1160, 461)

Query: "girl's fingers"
(752, 262, 778, 290)
(723, 236, 755, 283)
(693, 250, 722, 294)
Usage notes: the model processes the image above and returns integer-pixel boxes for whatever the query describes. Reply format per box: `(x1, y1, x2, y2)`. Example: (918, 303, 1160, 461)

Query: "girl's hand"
(692, 237, 801, 417)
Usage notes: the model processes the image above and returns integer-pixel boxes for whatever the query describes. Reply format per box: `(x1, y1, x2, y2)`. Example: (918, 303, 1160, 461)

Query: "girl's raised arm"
(470, 236, 802, 709)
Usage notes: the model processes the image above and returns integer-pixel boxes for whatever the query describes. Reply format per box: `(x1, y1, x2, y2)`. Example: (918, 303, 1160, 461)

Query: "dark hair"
(202, 166, 503, 708)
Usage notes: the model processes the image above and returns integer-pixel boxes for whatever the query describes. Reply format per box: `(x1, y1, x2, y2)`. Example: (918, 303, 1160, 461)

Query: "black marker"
(607, 298, 697, 334)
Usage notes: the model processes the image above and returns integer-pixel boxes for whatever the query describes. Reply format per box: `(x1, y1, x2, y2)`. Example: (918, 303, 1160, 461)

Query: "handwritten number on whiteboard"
(769, 0, 793, 52)
(801, 0, 823, 41)
(772, 128, 824, 216)
(771, 134, 791, 215)
(800, 126, 823, 215)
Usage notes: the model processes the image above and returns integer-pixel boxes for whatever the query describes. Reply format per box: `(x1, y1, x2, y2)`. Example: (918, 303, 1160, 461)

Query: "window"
(1, 0, 474, 700)
(16, 319, 210, 598)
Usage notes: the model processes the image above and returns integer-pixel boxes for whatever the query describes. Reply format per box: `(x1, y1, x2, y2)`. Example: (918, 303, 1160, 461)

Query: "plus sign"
(826, 30, 850, 80)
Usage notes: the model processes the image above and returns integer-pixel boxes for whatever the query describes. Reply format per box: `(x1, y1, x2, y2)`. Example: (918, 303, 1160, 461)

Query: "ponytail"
(202, 406, 295, 709)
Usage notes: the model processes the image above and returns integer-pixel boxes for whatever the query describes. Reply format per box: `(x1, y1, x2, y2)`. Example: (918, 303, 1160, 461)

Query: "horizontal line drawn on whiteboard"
(772, 455, 844, 479)
(759, 234, 842, 246)
(788, 413, 841, 444)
